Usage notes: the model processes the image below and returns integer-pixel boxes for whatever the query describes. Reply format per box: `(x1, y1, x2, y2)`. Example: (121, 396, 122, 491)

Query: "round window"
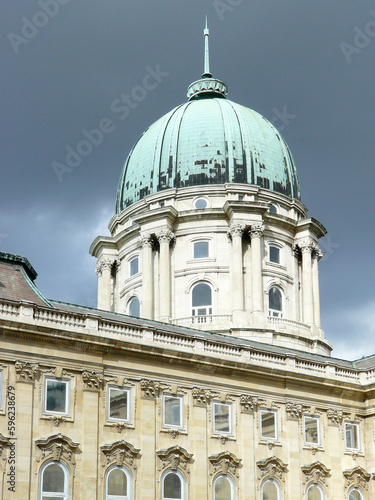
(194, 198, 208, 209)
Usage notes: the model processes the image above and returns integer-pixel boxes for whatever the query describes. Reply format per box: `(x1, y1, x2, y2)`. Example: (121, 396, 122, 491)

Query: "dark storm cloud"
(1, 0, 375, 358)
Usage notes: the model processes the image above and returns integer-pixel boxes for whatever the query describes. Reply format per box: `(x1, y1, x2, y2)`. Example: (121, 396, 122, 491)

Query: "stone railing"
(267, 316, 311, 334)
(171, 315, 232, 327)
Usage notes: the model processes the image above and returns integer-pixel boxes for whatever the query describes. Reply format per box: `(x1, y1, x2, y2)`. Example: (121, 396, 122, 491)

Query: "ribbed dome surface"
(115, 96, 300, 213)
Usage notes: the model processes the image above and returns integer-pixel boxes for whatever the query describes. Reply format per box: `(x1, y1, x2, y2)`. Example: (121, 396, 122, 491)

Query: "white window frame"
(212, 402, 232, 435)
(261, 479, 281, 500)
(268, 244, 282, 265)
(260, 409, 278, 441)
(105, 465, 131, 500)
(304, 415, 321, 446)
(345, 421, 361, 451)
(162, 470, 184, 500)
(268, 286, 283, 318)
(193, 240, 210, 259)
(129, 256, 139, 277)
(213, 475, 234, 500)
(306, 483, 324, 500)
(44, 377, 70, 416)
(40, 461, 69, 500)
(348, 487, 364, 500)
(191, 282, 213, 319)
(107, 386, 131, 423)
(162, 394, 184, 429)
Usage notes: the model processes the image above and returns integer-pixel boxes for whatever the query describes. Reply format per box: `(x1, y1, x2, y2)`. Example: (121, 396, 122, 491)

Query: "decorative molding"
(15, 361, 38, 382)
(249, 224, 265, 238)
(157, 445, 193, 477)
(156, 229, 175, 244)
(100, 440, 140, 474)
(327, 409, 344, 426)
(208, 451, 241, 481)
(0, 434, 11, 472)
(286, 402, 305, 419)
(343, 466, 372, 491)
(140, 379, 160, 399)
(140, 233, 153, 248)
(81, 370, 103, 391)
(301, 461, 331, 487)
(227, 222, 245, 239)
(49, 415, 67, 427)
(192, 388, 218, 407)
(35, 434, 79, 474)
(257, 456, 288, 484)
(240, 395, 265, 414)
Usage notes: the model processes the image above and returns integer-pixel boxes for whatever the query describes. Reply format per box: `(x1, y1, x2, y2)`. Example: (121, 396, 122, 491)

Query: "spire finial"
(203, 16, 212, 78)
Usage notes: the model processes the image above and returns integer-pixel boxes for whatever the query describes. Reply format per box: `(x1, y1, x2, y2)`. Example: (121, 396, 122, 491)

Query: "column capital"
(96, 257, 117, 276)
(296, 239, 320, 255)
(249, 223, 265, 238)
(156, 228, 175, 244)
(227, 222, 245, 239)
(140, 233, 153, 248)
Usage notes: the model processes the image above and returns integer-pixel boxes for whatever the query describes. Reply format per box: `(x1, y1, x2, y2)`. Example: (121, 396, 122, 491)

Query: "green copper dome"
(115, 89, 300, 213)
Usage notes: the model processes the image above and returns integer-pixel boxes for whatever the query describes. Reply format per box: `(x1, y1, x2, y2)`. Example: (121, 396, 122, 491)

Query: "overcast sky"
(1, 1, 374, 360)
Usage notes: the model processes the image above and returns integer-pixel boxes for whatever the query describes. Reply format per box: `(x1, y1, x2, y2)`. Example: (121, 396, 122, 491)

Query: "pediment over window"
(209, 451, 241, 480)
(257, 456, 288, 483)
(100, 440, 141, 471)
(157, 445, 193, 475)
(301, 461, 331, 487)
(35, 433, 79, 473)
(343, 466, 372, 490)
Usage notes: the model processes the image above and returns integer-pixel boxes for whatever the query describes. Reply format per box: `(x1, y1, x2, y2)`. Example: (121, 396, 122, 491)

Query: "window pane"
(261, 411, 276, 439)
(269, 287, 282, 311)
(307, 485, 322, 500)
(195, 198, 207, 209)
(263, 481, 278, 500)
(129, 297, 140, 317)
(164, 396, 182, 426)
(192, 283, 211, 307)
(130, 257, 139, 276)
(349, 491, 362, 500)
(214, 476, 231, 500)
(194, 241, 209, 259)
(42, 464, 65, 493)
(109, 388, 128, 420)
(345, 423, 359, 449)
(269, 204, 277, 214)
(305, 417, 319, 444)
(214, 403, 230, 433)
(164, 473, 181, 499)
(269, 246, 280, 264)
(46, 381, 67, 413)
(108, 468, 127, 495)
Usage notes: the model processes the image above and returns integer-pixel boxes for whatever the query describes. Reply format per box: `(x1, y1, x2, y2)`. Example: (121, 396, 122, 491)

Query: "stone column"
(249, 224, 265, 315)
(96, 258, 113, 311)
(141, 234, 154, 320)
(228, 223, 245, 313)
(312, 247, 322, 328)
(157, 229, 175, 322)
(300, 240, 315, 324)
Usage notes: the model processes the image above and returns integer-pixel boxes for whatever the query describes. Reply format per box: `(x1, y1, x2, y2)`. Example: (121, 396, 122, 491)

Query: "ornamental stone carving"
(301, 462, 331, 487)
(192, 388, 218, 407)
(157, 446, 193, 475)
(227, 222, 245, 239)
(82, 370, 103, 391)
(0, 434, 11, 472)
(140, 379, 160, 399)
(15, 361, 38, 382)
(285, 402, 305, 419)
(35, 434, 79, 474)
(209, 451, 241, 481)
(343, 466, 372, 491)
(249, 224, 265, 238)
(327, 409, 344, 426)
(156, 229, 175, 244)
(240, 395, 265, 414)
(257, 456, 288, 484)
(140, 233, 153, 248)
(100, 440, 141, 474)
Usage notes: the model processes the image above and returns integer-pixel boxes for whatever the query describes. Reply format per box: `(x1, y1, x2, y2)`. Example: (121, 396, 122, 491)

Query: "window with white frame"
(107, 386, 130, 422)
(345, 421, 360, 451)
(348, 488, 364, 500)
(261, 479, 281, 500)
(106, 466, 130, 500)
(306, 484, 324, 500)
(163, 394, 184, 428)
(213, 475, 234, 500)
(304, 415, 320, 445)
(268, 287, 283, 317)
(260, 409, 278, 440)
(128, 297, 140, 318)
(162, 471, 184, 500)
(193, 240, 209, 259)
(129, 256, 139, 276)
(40, 461, 68, 500)
(213, 402, 232, 434)
(191, 282, 212, 319)
(44, 378, 70, 415)
(269, 245, 280, 264)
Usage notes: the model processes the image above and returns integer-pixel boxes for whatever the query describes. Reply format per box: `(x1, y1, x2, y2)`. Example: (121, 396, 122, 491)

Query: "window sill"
(186, 258, 216, 264)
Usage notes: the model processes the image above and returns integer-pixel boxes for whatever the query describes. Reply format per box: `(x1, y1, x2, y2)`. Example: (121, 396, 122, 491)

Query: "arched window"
(306, 484, 324, 500)
(40, 461, 68, 500)
(128, 297, 140, 317)
(106, 466, 130, 500)
(269, 204, 278, 214)
(162, 471, 184, 500)
(213, 475, 234, 500)
(349, 489, 364, 500)
(261, 479, 280, 500)
(268, 286, 283, 317)
(191, 282, 212, 320)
